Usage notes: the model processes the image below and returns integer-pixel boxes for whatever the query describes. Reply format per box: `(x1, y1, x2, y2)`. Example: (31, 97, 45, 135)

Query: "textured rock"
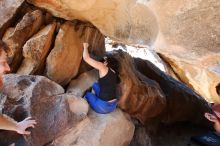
(2, 74, 64, 99)
(134, 58, 212, 125)
(148, 0, 220, 103)
(2, 27, 15, 40)
(74, 21, 106, 75)
(67, 69, 99, 97)
(54, 109, 135, 146)
(27, 0, 159, 45)
(46, 21, 83, 86)
(3, 10, 44, 72)
(17, 22, 56, 75)
(73, 21, 105, 56)
(0, 0, 25, 38)
(0, 74, 88, 146)
(115, 51, 166, 124)
(158, 53, 220, 103)
(26, 94, 87, 146)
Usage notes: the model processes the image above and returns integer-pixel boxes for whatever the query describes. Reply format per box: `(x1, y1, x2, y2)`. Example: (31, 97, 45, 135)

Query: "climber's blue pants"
(85, 82, 117, 114)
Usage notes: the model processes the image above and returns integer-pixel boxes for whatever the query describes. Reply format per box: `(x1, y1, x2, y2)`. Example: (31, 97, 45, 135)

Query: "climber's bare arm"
(0, 114, 36, 135)
(0, 114, 18, 132)
(83, 43, 108, 77)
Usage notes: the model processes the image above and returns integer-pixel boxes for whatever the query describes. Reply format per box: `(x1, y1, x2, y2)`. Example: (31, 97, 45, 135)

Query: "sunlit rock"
(45, 21, 83, 86)
(54, 109, 135, 146)
(27, 0, 159, 45)
(148, 0, 220, 103)
(3, 10, 44, 72)
(17, 22, 56, 75)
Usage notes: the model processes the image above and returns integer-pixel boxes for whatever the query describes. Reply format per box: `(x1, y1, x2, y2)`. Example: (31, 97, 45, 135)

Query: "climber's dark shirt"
(98, 68, 117, 101)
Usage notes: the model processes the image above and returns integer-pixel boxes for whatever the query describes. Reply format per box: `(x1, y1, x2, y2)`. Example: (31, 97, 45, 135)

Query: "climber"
(83, 42, 120, 114)
(0, 40, 36, 135)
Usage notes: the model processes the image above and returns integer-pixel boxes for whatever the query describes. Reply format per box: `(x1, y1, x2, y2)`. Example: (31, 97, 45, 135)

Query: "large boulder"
(53, 109, 135, 146)
(3, 10, 44, 72)
(0, 0, 25, 38)
(0, 74, 88, 146)
(148, 0, 220, 103)
(134, 58, 212, 125)
(17, 22, 56, 75)
(115, 51, 166, 124)
(45, 21, 83, 86)
(27, 0, 159, 45)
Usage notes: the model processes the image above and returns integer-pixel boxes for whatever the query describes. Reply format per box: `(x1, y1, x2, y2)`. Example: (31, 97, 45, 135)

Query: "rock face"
(17, 22, 56, 75)
(27, 0, 159, 45)
(115, 51, 166, 124)
(73, 21, 106, 75)
(73, 21, 105, 57)
(0, 74, 88, 146)
(54, 109, 135, 146)
(134, 58, 212, 125)
(45, 21, 83, 86)
(148, 0, 220, 103)
(23, 0, 220, 104)
(3, 27, 15, 40)
(0, 0, 25, 38)
(67, 69, 99, 97)
(3, 10, 44, 72)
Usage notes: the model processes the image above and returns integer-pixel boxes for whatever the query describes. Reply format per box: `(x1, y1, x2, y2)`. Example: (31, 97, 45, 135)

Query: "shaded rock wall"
(115, 52, 166, 124)
(134, 58, 212, 125)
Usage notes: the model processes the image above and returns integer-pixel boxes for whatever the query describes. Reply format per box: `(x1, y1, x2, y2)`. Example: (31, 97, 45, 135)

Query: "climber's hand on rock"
(16, 117, 36, 135)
